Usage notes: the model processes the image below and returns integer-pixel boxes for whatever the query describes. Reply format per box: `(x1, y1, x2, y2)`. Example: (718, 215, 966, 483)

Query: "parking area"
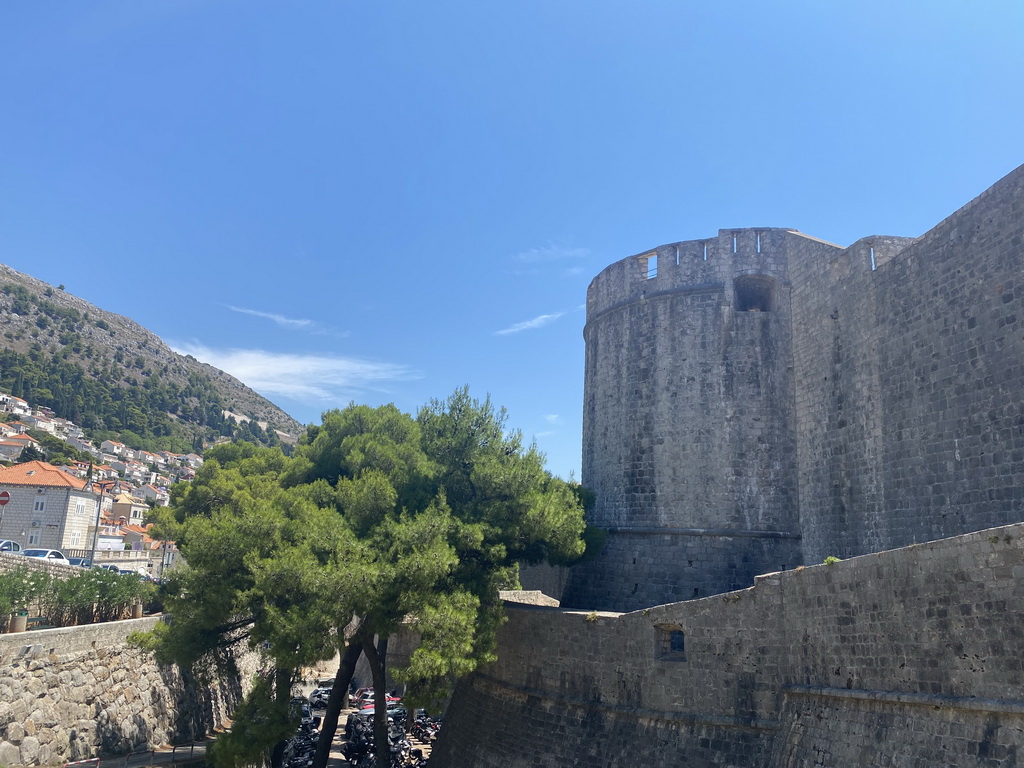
(295, 680, 436, 766)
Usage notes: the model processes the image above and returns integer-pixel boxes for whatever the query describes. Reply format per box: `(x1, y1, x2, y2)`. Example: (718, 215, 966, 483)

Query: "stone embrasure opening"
(734, 274, 775, 312)
(656, 626, 686, 661)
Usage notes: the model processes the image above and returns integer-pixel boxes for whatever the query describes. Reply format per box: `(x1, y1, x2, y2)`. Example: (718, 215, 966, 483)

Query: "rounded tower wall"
(568, 228, 802, 611)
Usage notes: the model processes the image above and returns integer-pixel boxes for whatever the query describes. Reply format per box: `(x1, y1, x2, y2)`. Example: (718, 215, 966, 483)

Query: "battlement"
(586, 228, 820, 322)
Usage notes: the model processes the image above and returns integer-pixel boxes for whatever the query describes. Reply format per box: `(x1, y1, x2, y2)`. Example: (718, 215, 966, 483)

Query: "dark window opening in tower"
(734, 274, 775, 312)
(656, 626, 687, 661)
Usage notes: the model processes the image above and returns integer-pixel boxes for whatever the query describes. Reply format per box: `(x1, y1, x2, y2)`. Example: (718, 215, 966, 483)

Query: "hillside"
(0, 262, 302, 452)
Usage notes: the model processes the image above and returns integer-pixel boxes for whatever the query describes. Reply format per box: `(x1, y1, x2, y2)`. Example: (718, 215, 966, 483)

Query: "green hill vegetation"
(0, 265, 301, 454)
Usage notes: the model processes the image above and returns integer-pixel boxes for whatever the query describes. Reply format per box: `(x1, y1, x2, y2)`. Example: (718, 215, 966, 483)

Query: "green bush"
(49, 569, 155, 625)
(0, 567, 52, 627)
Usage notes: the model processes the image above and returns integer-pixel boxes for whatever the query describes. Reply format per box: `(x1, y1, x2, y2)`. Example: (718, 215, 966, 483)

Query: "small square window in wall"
(656, 626, 686, 661)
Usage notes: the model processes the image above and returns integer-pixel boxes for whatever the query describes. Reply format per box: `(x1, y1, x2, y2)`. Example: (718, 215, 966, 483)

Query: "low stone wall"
(0, 617, 255, 766)
(0, 552, 78, 577)
(431, 522, 1024, 767)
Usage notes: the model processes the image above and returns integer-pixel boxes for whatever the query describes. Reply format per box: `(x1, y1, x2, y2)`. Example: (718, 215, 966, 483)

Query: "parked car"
(22, 549, 71, 566)
(309, 682, 334, 708)
(68, 556, 92, 567)
(93, 563, 121, 573)
(0, 540, 23, 554)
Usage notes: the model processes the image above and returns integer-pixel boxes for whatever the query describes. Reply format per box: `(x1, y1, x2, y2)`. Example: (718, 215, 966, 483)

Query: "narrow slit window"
(870, 246, 876, 271)
(756, 232, 762, 253)
(703, 242, 708, 261)
(732, 234, 738, 253)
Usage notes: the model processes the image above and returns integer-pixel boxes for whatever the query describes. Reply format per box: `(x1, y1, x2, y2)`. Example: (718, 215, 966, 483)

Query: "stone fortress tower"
(564, 229, 805, 610)
(563, 164, 1024, 612)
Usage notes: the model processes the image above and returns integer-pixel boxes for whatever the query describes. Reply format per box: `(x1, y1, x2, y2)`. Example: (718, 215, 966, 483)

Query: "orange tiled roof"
(0, 460, 89, 489)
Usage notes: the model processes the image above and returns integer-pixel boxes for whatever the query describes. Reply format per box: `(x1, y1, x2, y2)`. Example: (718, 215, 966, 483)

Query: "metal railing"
(63, 740, 212, 768)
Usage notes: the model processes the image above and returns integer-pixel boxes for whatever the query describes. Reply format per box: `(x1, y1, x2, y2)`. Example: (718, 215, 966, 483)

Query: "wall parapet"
(433, 521, 1024, 768)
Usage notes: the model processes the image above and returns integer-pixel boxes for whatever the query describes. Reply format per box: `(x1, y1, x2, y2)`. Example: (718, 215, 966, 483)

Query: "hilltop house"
(1, 433, 41, 457)
(100, 440, 126, 457)
(111, 492, 148, 524)
(139, 483, 170, 507)
(0, 394, 31, 417)
(22, 412, 56, 434)
(0, 440, 25, 462)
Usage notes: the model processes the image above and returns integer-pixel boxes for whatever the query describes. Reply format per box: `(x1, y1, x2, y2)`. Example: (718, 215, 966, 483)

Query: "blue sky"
(2, 2, 1022, 480)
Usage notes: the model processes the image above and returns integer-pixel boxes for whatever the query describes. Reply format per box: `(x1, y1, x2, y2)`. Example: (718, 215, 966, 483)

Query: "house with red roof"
(111, 492, 149, 525)
(0, 461, 98, 551)
(100, 440, 126, 456)
(0, 394, 30, 417)
(139, 483, 170, 507)
(0, 440, 26, 462)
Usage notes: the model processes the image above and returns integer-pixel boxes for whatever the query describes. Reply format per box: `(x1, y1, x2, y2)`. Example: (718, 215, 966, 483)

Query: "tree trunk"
(362, 635, 390, 768)
(311, 636, 364, 768)
(270, 666, 292, 768)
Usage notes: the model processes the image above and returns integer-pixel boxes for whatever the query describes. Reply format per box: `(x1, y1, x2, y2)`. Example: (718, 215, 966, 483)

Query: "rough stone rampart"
(0, 617, 254, 766)
(793, 165, 1024, 562)
(434, 522, 1024, 767)
(565, 163, 1024, 611)
(568, 228, 804, 609)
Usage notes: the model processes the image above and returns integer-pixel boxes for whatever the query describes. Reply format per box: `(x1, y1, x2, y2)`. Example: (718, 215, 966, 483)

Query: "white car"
(22, 548, 71, 566)
(0, 540, 23, 554)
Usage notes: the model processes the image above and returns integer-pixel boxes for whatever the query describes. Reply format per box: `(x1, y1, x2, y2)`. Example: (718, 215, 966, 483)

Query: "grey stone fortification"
(433, 164, 1024, 768)
(563, 163, 1024, 611)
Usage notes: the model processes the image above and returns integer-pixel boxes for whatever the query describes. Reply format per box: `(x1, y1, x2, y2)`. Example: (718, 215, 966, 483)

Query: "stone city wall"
(432, 522, 1024, 768)
(792, 164, 1024, 564)
(567, 164, 1024, 610)
(0, 616, 256, 766)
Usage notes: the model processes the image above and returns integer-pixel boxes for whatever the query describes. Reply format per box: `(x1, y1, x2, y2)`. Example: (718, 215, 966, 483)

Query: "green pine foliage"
(142, 388, 589, 768)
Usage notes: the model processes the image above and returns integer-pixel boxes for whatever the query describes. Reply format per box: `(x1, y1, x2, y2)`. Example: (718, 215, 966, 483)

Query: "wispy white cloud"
(494, 311, 567, 336)
(170, 342, 419, 402)
(514, 244, 589, 263)
(226, 305, 313, 330)
(544, 414, 562, 425)
(506, 245, 592, 278)
(225, 305, 350, 338)
(494, 304, 586, 336)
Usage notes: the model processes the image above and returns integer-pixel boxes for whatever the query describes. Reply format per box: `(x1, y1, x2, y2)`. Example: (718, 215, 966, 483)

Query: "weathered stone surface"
(436, 522, 1024, 768)
(0, 617, 256, 765)
(0, 740, 20, 766)
(6, 722, 24, 744)
(19, 735, 39, 765)
(562, 163, 1024, 613)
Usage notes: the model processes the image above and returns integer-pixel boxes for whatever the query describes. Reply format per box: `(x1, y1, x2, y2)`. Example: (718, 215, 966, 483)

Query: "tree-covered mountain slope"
(0, 262, 302, 453)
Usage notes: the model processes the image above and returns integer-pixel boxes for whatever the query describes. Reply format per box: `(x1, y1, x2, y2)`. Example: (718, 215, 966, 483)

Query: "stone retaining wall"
(0, 617, 255, 766)
(432, 522, 1024, 767)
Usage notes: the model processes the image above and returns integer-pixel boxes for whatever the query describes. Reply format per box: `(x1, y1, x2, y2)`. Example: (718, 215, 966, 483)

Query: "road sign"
(0, 491, 9, 506)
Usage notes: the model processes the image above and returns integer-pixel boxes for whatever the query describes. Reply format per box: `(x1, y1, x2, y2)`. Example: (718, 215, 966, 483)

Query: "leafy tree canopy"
(144, 390, 587, 768)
